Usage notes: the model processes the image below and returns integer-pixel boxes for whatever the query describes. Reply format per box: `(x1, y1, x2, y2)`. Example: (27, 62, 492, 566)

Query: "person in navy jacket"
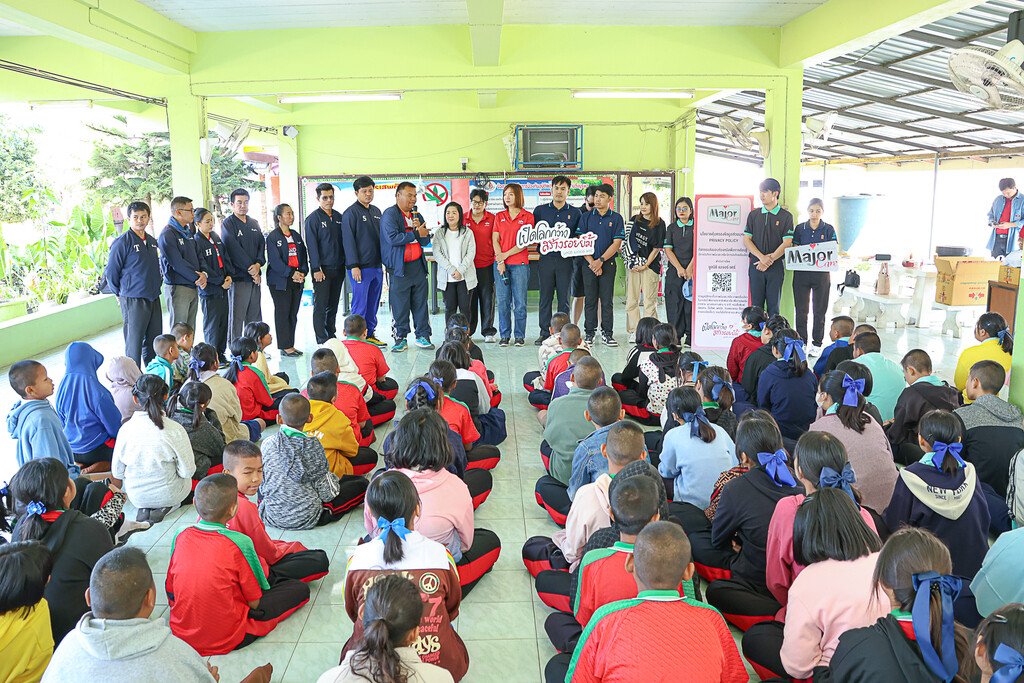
(220, 188, 266, 343)
(105, 201, 162, 368)
(266, 203, 308, 357)
(987, 177, 1024, 258)
(341, 176, 385, 346)
(532, 176, 581, 344)
(193, 207, 232, 361)
(380, 181, 432, 352)
(791, 198, 838, 355)
(305, 182, 346, 344)
(577, 183, 624, 346)
(757, 332, 818, 444)
(158, 196, 205, 332)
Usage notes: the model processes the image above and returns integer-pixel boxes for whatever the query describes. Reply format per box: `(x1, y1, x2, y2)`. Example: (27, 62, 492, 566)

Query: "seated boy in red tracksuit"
(527, 324, 583, 408)
(341, 314, 399, 401)
(226, 339, 278, 434)
(167, 473, 310, 656)
(222, 440, 330, 583)
(550, 521, 747, 683)
(308, 347, 375, 446)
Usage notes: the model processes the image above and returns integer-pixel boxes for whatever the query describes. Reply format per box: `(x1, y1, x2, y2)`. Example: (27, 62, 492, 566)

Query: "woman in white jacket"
(112, 374, 196, 522)
(433, 202, 478, 325)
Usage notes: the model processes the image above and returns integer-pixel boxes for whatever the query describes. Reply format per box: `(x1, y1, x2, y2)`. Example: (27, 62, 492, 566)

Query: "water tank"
(834, 195, 875, 253)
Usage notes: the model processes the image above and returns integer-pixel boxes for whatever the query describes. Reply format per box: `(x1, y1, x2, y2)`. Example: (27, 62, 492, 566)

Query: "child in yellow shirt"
(0, 539, 54, 683)
(304, 372, 378, 477)
(955, 312, 1013, 397)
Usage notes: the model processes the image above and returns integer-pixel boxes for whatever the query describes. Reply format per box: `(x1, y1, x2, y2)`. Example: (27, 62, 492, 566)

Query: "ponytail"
(918, 410, 964, 478)
(403, 375, 441, 412)
(133, 374, 167, 429)
(350, 574, 424, 683)
(187, 343, 218, 382)
(772, 330, 807, 377)
(697, 366, 734, 412)
(820, 371, 870, 433)
(225, 338, 257, 385)
(366, 471, 420, 565)
(979, 312, 1014, 354)
(10, 459, 69, 543)
(168, 381, 212, 431)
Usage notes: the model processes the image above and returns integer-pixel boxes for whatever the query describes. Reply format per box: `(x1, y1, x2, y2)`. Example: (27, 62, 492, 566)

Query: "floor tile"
(463, 570, 534, 604)
(282, 642, 345, 683)
(459, 601, 536, 641)
(461, 639, 541, 683)
(208, 642, 295, 683)
(299, 605, 355, 643)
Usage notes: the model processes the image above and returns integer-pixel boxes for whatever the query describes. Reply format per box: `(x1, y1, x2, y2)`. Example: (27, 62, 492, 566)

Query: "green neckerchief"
(825, 403, 839, 416)
(636, 589, 684, 600)
(891, 608, 912, 620)
(173, 520, 270, 590)
(656, 347, 672, 353)
(761, 204, 781, 215)
(748, 330, 763, 338)
(242, 362, 270, 395)
(281, 425, 315, 439)
(912, 375, 944, 387)
(702, 401, 719, 410)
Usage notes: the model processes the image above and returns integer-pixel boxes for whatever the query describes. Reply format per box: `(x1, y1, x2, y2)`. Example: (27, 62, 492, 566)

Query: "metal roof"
(696, 0, 1024, 165)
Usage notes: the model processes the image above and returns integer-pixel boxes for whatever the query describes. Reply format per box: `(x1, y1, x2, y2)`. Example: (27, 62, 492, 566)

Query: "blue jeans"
(494, 263, 528, 339)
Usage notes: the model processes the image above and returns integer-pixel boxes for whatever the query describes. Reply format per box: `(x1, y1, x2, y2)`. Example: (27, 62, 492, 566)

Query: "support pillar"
(277, 129, 300, 213)
(166, 89, 211, 210)
(671, 119, 697, 199)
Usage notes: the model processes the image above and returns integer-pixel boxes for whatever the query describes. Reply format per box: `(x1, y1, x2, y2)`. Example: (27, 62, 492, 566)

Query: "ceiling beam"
(477, 89, 497, 108)
(804, 145, 1024, 166)
(466, 0, 503, 67)
(696, 113, 890, 157)
(232, 96, 292, 114)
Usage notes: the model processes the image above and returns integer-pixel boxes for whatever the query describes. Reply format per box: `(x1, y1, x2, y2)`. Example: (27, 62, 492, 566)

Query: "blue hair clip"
(710, 375, 727, 401)
(757, 449, 797, 487)
(376, 516, 411, 544)
(758, 322, 766, 331)
(782, 338, 806, 363)
(930, 441, 965, 470)
(999, 329, 1013, 344)
(25, 501, 47, 516)
(0, 481, 8, 497)
(819, 463, 858, 506)
(911, 571, 961, 682)
(841, 373, 865, 407)
(680, 406, 712, 438)
(992, 643, 1024, 683)
(187, 356, 204, 373)
(404, 381, 435, 401)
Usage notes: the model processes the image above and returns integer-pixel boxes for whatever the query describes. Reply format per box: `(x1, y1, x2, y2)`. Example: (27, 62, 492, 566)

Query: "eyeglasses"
(676, 207, 691, 213)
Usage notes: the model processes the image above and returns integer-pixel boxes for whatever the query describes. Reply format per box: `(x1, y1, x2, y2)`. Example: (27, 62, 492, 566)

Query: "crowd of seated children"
(8, 360, 80, 477)
(757, 331, 817, 445)
(612, 316, 657, 396)
(243, 321, 299, 403)
(112, 375, 196, 523)
(308, 348, 374, 446)
(436, 341, 506, 446)
(557, 521, 748, 683)
(322, 337, 395, 426)
(343, 472, 468, 681)
(622, 323, 682, 425)
(429, 360, 501, 470)
(812, 315, 854, 377)
(303, 371, 378, 478)
(363, 408, 500, 594)
(956, 360, 1023, 535)
(443, 326, 500, 408)
(727, 306, 769, 391)
(850, 332, 906, 422)
(0, 540, 54, 682)
(546, 349, 604, 410)
(808, 370, 898, 513)
(185, 342, 250, 443)
(821, 323, 876, 376)
(739, 314, 791, 411)
(532, 312, 586, 386)
(142, 334, 179, 390)
(258, 394, 368, 530)
(167, 381, 225, 480)
(340, 314, 399, 400)
(103, 355, 141, 422)
(526, 321, 583, 406)
(167, 473, 310, 656)
(955, 312, 1014, 397)
(224, 336, 278, 438)
(55, 341, 123, 473)
(222, 440, 330, 583)
(170, 322, 194, 387)
(887, 348, 960, 465)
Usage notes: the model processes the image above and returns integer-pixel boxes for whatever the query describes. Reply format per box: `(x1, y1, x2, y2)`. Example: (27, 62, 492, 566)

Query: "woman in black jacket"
(265, 203, 308, 357)
(194, 207, 233, 362)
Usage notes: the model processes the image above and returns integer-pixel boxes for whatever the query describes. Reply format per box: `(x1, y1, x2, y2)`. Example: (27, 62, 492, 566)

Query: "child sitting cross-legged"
(55, 341, 124, 474)
(611, 316, 658, 395)
(525, 312, 573, 391)
(243, 321, 299, 403)
(167, 473, 310, 656)
(549, 348, 605, 404)
(342, 471, 468, 681)
(304, 371, 379, 477)
(224, 336, 278, 439)
(322, 337, 396, 426)
(429, 360, 501, 470)
(727, 306, 769, 396)
(259, 394, 369, 530)
(444, 325, 500, 408)
(166, 380, 225, 480)
(757, 330, 818, 445)
(622, 323, 682, 425)
(0, 540, 55, 683)
(143, 334, 179, 391)
(437, 341, 506, 446)
(527, 323, 583, 408)
(186, 342, 249, 443)
(887, 348, 960, 465)
(341, 313, 399, 400)
(307, 348, 374, 447)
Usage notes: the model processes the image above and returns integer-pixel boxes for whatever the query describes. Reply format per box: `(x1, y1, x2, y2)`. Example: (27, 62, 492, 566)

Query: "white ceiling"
(127, 0, 829, 32)
(0, 16, 40, 36)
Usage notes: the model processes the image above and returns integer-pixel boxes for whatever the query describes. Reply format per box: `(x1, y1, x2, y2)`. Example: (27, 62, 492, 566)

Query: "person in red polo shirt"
(492, 183, 535, 347)
(466, 188, 498, 342)
(988, 177, 1024, 258)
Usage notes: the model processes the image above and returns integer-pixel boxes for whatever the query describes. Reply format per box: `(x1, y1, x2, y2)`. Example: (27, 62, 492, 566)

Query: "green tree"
(0, 115, 52, 223)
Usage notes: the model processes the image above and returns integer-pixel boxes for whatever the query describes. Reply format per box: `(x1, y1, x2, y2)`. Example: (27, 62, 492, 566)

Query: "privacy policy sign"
(784, 241, 840, 272)
(692, 195, 754, 350)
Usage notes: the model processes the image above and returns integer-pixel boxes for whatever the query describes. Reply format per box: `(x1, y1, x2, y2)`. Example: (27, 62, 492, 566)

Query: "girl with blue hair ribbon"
(826, 526, 978, 683)
(976, 603, 1024, 683)
(955, 312, 1015, 396)
(342, 470, 469, 682)
(757, 329, 818, 444)
(694, 365, 739, 440)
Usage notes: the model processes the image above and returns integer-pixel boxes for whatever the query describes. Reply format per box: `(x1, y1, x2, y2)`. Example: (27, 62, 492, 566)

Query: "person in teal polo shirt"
(743, 178, 794, 316)
(851, 331, 905, 422)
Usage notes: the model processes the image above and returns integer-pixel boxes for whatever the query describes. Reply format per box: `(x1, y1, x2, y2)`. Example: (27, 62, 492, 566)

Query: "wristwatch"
(599, 255, 606, 263)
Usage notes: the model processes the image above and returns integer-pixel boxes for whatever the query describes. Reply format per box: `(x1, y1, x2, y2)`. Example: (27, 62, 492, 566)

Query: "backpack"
(1007, 447, 1024, 526)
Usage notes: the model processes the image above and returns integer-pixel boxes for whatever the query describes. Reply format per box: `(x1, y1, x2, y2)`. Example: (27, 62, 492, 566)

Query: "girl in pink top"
(742, 488, 888, 680)
(766, 431, 881, 619)
(364, 407, 500, 594)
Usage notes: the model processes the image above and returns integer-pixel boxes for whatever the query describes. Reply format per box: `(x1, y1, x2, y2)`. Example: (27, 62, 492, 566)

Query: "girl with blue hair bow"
(757, 329, 818, 443)
(955, 312, 1014, 396)
(976, 603, 1024, 683)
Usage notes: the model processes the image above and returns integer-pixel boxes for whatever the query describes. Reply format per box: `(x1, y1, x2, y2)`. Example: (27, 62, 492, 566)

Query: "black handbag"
(838, 269, 860, 294)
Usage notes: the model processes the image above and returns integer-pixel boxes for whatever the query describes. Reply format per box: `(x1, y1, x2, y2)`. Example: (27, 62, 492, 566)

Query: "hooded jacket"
(7, 399, 77, 473)
(639, 349, 682, 416)
(55, 342, 123, 453)
(104, 356, 142, 421)
(167, 407, 224, 479)
(955, 393, 1024, 496)
(193, 372, 248, 443)
(887, 377, 960, 451)
(41, 613, 216, 682)
(305, 399, 359, 477)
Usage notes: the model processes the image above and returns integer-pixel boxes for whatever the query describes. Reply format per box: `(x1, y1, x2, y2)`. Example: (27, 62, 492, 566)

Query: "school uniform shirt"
(854, 352, 908, 422)
(827, 613, 941, 683)
(809, 412, 899, 513)
(658, 423, 738, 508)
(158, 218, 202, 287)
(622, 215, 666, 272)
(727, 331, 763, 384)
(639, 350, 682, 417)
(884, 459, 990, 577)
(553, 473, 612, 569)
(305, 399, 359, 477)
(493, 208, 534, 266)
(220, 214, 266, 283)
(56, 342, 124, 454)
(665, 218, 695, 271)
(341, 337, 390, 387)
(144, 356, 175, 386)
(228, 492, 309, 566)
(543, 387, 597, 486)
(112, 411, 196, 509)
(252, 350, 291, 396)
(469, 359, 497, 398)
(167, 521, 276, 655)
(340, 202, 382, 270)
(744, 204, 795, 261)
(781, 553, 889, 678)
(766, 494, 879, 620)
(232, 365, 277, 422)
(0, 597, 52, 683)
(265, 228, 308, 291)
(567, 591, 748, 683)
(464, 210, 496, 269)
(975, 522, 1024, 615)
(6, 399, 77, 473)
(106, 228, 161, 300)
(363, 468, 474, 561)
(543, 349, 574, 391)
(453, 368, 490, 415)
(577, 207, 625, 261)
(886, 375, 960, 450)
(955, 393, 1024, 496)
(824, 343, 856, 375)
(791, 220, 837, 248)
(439, 396, 481, 449)
(813, 337, 849, 377)
(740, 343, 775, 401)
(196, 371, 248, 443)
(342, 532, 468, 681)
(757, 360, 818, 440)
(617, 343, 654, 389)
(955, 337, 1013, 395)
(259, 429, 342, 530)
(711, 467, 805, 585)
(533, 202, 581, 263)
(195, 231, 231, 299)
(322, 339, 372, 395)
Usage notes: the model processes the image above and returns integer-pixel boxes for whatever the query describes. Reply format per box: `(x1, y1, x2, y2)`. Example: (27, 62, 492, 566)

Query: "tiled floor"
(0, 288, 989, 682)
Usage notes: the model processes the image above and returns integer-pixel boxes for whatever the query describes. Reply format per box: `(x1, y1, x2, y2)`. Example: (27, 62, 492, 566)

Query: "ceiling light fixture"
(571, 90, 693, 100)
(277, 92, 403, 104)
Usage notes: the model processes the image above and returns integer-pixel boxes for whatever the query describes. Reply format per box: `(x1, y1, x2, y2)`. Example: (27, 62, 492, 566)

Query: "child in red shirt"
(167, 473, 309, 655)
(430, 359, 500, 470)
(727, 306, 769, 392)
(341, 314, 399, 400)
(224, 338, 277, 437)
(528, 324, 583, 408)
(308, 347, 374, 446)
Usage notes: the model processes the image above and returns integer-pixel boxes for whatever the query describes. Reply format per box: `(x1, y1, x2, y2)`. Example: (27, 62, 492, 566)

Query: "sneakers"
(534, 335, 547, 346)
(366, 335, 387, 348)
(484, 335, 497, 343)
(115, 519, 152, 546)
(136, 505, 177, 524)
(585, 334, 595, 346)
(515, 338, 526, 347)
(602, 334, 618, 347)
(392, 339, 408, 353)
(414, 337, 434, 350)
(499, 338, 510, 347)
(807, 343, 823, 357)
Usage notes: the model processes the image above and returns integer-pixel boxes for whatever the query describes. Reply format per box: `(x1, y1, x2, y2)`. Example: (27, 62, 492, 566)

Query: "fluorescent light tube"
(572, 90, 693, 99)
(278, 92, 402, 104)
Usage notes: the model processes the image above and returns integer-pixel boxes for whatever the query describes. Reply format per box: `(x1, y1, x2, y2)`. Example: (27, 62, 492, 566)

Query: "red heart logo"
(810, 243, 816, 249)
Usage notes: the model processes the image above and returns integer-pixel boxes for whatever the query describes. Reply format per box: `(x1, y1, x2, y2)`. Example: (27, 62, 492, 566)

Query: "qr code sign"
(708, 271, 735, 293)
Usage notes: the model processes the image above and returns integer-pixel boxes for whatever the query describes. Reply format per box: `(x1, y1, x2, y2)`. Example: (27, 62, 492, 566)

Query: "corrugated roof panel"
(907, 116, 977, 133)
(803, 90, 864, 109)
(842, 102, 924, 123)
(822, 72, 927, 97)
(969, 108, 1024, 125)
(958, 127, 1024, 143)
(897, 89, 986, 113)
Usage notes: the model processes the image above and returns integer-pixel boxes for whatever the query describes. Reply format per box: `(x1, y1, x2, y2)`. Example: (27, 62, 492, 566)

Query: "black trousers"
(538, 254, 572, 337)
(312, 267, 345, 344)
(470, 265, 496, 337)
(269, 549, 330, 583)
(234, 567, 311, 651)
(545, 610, 582, 654)
(792, 271, 830, 346)
(741, 620, 787, 679)
(316, 475, 369, 525)
(665, 269, 692, 344)
(389, 261, 431, 340)
(456, 528, 501, 596)
(583, 260, 616, 337)
(74, 442, 114, 468)
(269, 281, 303, 350)
(120, 296, 162, 368)
(443, 280, 471, 325)
(535, 475, 571, 525)
(674, 501, 737, 573)
(749, 260, 785, 317)
(201, 296, 229, 357)
(705, 578, 781, 621)
(464, 468, 493, 508)
(545, 654, 573, 683)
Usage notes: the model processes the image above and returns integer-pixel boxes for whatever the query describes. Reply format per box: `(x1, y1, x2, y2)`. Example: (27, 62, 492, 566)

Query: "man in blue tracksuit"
(987, 177, 1024, 258)
(106, 201, 162, 368)
(305, 182, 346, 344)
(221, 188, 266, 343)
(532, 175, 581, 344)
(158, 196, 205, 331)
(341, 175, 385, 346)
(380, 181, 433, 352)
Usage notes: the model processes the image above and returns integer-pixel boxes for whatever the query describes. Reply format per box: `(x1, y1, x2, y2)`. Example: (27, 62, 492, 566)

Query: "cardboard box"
(935, 257, 1001, 306)
(999, 264, 1021, 287)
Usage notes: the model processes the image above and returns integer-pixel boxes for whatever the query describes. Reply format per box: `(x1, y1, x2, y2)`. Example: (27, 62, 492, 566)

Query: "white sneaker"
(808, 343, 823, 357)
(483, 335, 497, 343)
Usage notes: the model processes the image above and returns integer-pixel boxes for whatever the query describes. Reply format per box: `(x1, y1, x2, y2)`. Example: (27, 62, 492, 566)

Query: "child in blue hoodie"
(6, 360, 79, 476)
(143, 334, 179, 391)
(54, 342, 123, 474)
